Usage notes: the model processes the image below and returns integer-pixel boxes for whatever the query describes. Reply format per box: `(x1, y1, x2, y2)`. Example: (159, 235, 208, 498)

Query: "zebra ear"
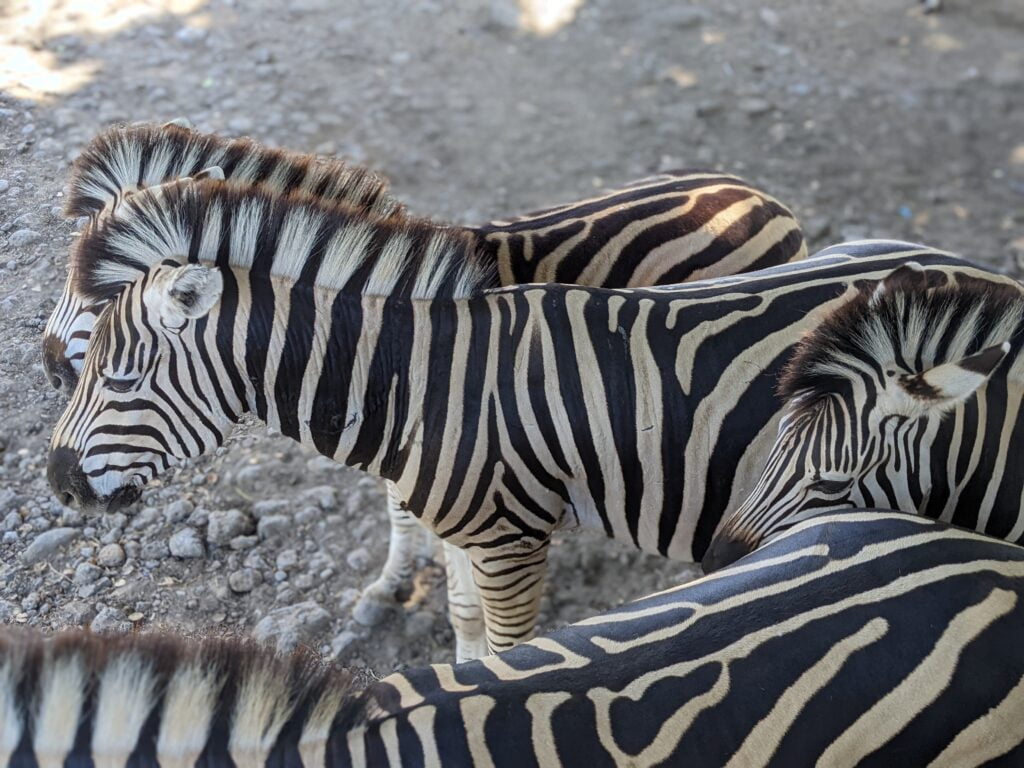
(157, 264, 223, 323)
(896, 342, 1010, 408)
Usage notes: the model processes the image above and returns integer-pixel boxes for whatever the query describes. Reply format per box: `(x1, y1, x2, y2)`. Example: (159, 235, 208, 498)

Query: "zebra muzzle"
(47, 446, 99, 511)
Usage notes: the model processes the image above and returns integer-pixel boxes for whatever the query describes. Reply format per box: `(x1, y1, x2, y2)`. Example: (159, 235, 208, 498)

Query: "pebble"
(251, 499, 290, 520)
(346, 547, 372, 573)
(164, 499, 194, 523)
(0, 180, 9, 194)
(22, 527, 80, 564)
(404, 611, 435, 639)
(331, 629, 358, 658)
(230, 535, 258, 550)
(276, 548, 300, 571)
(59, 600, 95, 625)
(252, 601, 331, 651)
(257, 514, 290, 541)
(96, 543, 126, 567)
(141, 540, 170, 559)
(738, 97, 773, 116)
(2, 511, 21, 532)
(169, 528, 205, 558)
(303, 485, 338, 509)
(90, 606, 131, 634)
(73, 562, 102, 585)
(207, 508, 253, 546)
(7, 229, 41, 247)
(228, 567, 262, 593)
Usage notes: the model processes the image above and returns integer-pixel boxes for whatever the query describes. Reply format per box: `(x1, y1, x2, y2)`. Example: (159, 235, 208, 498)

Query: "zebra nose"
(701, 533, 755, 574)
(47, 447, 94, 510)
(41, 336, 79, 393)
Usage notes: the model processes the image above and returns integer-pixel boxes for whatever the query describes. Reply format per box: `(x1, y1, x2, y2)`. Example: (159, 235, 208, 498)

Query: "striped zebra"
(703, 262, 1024, 572)
(4, 511, 1024, 767)
(44, 178, 1016, 657)
(42, 121, 807, 629)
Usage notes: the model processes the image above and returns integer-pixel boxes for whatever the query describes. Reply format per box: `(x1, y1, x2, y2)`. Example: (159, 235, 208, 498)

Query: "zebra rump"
(4, 511, 1024, 767)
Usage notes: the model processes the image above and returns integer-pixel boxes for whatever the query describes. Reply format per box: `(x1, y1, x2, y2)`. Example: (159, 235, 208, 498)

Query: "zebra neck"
(225, 276, 462, 483)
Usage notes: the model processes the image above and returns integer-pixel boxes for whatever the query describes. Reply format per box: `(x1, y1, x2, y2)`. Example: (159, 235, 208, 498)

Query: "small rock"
(2, 511, 21, 531)
(302, 485, 338, 510)
(230, 535, 258, 550)
(141, 540, 170, 559)
(257, 514, 290, 541)
(228, 567, 261, 593)
(90, 607, 131, 634)
(404, 611, 435, 639)
(0, 180, 9, 194)
(738, 97, 773, 116)
(187, 507, 209, 527)
(294, 506, 320, 525)
(59, 600, 94, 625)
(252, 601, 331, 651)
(331, 630, 358, 658)
(276, 548, 300, 571)
(73, 562, 102, 585)
(207, 508, 253, 546)
(96, 543, 126, 567)
(164, 499, 194, 523)
(7, 229, 41, 247)
(169, 528, 205, 558)
(252, 499, 289, 519)
(346, 547, 372, 573)
(22, 527, 80, 564)
(0, 600, 15, 621)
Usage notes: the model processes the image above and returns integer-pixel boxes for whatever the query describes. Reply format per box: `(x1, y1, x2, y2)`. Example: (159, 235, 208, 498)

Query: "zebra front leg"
(353, 482, 434, 626)
(470, 540, 550, 655)
(445, 542, 489, 662)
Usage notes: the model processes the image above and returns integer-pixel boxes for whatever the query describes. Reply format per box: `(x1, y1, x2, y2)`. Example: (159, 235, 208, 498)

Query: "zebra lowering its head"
(4, 511, 1024, 766)
(45, 181, 1015, 658)
(42, 122, 807, 630)
(704, 262, 1024, 572)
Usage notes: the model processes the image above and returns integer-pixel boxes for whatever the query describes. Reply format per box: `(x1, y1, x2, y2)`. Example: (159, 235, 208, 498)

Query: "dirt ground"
(0, 0, 1022, 674)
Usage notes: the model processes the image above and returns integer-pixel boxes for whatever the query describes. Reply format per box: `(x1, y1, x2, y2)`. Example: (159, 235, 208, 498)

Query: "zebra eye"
(808, 475, 853, 495)
(103, 376, 138, 393)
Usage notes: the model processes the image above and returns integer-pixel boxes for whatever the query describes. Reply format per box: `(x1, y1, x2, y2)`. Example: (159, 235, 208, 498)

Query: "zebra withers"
(704, 263, 1024, 572)
(4, 511, 1024, 766)
(44, 179, 1018, 656)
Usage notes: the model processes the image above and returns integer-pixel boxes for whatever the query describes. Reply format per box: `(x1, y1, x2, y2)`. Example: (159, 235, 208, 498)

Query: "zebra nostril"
(51, 374, 63, 390)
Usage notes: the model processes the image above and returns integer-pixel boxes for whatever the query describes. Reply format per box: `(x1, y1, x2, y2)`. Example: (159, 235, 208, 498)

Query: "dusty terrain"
(0, 0, 1022, 673)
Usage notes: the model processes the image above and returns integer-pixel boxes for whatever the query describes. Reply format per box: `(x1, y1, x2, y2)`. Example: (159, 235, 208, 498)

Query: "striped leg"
(352, 483, 436, 626)
(471, 541, 549, 655)
(445, 543, 489, 662)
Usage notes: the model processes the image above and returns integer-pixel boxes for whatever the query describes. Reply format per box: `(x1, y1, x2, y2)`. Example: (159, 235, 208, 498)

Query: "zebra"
(44, 178, 1018, 658)
(42, 121, 808, 629)
(4, 510, 1024, 767)
(703, 261, 1024, 572)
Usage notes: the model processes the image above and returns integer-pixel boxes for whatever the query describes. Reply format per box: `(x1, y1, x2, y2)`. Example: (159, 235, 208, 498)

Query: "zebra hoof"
(352, 592, 397, 626)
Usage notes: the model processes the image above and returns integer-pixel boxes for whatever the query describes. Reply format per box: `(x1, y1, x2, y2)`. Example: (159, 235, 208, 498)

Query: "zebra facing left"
(45, 177, 1019, 657)
(704, 262, 1024, 572)
(3, 511, 1024, 767)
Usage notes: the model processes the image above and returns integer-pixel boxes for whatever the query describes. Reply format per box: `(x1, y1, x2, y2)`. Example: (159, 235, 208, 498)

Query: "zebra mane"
(779, 276, 1024, 403)
(66, 122, 403, 220)
(0, 627, 371, 762)
(72, 179, 497, 304)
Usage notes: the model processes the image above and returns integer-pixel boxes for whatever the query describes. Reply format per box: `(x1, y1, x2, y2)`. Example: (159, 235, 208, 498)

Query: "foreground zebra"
(4, 511, 1024, 767)
(42, 121, 807, 629)
(44, 177, 1017, 657)
(704, 263, 1024, 572)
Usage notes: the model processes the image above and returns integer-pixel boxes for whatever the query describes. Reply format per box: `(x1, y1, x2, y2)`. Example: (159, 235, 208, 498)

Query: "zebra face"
(47, 261, 228, 513)
(42, 170, 227, 395)
(41, 273, 99, 394)
(703, 342, 1010, 572)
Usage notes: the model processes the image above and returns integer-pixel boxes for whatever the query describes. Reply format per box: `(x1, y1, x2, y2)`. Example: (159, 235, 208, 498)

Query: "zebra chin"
(47, 446, 143, 514)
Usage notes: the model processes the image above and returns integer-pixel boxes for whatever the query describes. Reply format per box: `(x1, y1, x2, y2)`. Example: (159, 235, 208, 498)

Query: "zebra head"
(703, 263, 1021, 572)
(47, 260, 230, 513)
(41, 168, 227, 395)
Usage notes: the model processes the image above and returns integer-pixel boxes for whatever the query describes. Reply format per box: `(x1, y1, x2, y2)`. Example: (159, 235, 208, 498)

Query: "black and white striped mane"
(0, 628, 371, 759)
(66, 122, 402, 220)
(71, 179, 498, 304)
(778, 274, 1024, 404)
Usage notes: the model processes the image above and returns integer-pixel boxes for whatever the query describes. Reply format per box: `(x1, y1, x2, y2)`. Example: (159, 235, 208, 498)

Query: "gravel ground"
(0, 0, 1022, 674)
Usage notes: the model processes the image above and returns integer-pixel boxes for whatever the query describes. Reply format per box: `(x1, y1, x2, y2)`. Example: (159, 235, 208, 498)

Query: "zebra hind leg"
(352, 483, 435, 626)
(445, 543, 489, 662)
